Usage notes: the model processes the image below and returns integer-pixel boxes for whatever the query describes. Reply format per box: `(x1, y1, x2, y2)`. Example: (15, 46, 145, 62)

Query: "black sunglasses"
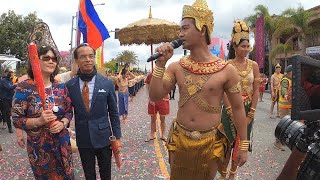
(40, 55, 58, 63)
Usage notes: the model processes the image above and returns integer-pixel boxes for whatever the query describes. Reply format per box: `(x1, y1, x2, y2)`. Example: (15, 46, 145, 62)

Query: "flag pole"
(76, 0, 81, 47)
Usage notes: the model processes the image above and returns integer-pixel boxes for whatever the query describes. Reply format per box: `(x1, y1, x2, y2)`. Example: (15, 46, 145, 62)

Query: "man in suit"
(66, 43, 122, 180)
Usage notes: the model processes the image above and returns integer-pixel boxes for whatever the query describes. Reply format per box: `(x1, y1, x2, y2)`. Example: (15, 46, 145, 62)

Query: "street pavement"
(0, 86, 291, 180)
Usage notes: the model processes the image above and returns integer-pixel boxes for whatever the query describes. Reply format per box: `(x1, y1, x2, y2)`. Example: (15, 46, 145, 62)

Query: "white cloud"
(0, 0, 318, 70)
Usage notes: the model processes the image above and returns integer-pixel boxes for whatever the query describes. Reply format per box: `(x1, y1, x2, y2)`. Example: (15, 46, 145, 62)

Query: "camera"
(275, 55, 320, 180)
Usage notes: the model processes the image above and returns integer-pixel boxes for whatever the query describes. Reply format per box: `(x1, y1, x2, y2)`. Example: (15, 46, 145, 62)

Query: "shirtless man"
(148, 0, 248, 179)
(116, 68, 135, 122)
(270, 64, 283, 118)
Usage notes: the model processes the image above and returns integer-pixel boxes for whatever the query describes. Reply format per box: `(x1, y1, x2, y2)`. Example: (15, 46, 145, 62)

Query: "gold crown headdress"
(231, 20, 250, 46)
(182, 0, 214, 44)
(275, 63, 281, 68)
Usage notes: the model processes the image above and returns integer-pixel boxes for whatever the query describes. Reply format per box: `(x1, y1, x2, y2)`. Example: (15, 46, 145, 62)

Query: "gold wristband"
(226, 107, 232, 116)
(225, 106, 232, 110)
(239, 140, 250, 151)
(152, 65, 165, 79)
(250, 107, 256, 112)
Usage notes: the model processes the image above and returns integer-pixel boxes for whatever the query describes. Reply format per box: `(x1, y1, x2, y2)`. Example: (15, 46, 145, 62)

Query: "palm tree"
(104, 58, 117, 73)
(115, 50, 139, 67)
(270, 43, 293, 68)
(246, 5, 280, 78)
(273, 5, 313, 55)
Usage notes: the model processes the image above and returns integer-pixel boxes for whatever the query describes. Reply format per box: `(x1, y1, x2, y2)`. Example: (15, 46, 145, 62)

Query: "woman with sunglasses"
(12, 45, 74, 179)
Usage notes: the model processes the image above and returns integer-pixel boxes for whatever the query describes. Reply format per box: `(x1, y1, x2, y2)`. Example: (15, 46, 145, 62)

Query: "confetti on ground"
(0, 88, 291, 179)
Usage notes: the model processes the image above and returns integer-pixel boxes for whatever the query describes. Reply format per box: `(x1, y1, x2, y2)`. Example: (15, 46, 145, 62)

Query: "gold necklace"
(230, 59, 252, 78)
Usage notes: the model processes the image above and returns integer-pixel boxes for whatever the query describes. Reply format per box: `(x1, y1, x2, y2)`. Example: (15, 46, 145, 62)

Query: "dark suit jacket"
(66, 74, 121, 148)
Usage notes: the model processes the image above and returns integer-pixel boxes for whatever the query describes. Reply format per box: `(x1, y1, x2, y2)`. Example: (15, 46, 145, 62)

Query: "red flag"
(78, 0, 110, 49)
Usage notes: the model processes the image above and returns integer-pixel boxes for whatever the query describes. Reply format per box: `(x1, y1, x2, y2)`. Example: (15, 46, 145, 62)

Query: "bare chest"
(176, 71, 225, 97)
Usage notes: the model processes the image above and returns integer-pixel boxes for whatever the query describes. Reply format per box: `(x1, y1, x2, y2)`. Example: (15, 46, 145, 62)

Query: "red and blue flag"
(78, 0, 110, 49)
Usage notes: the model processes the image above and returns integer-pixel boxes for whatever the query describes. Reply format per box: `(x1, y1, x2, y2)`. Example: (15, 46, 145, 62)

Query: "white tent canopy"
(0, 54, 21, 71)
(0, 54, 21, 62)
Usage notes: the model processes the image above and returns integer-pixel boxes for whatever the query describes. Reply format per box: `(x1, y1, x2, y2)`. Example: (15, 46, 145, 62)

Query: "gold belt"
(174, 121, 217, 140)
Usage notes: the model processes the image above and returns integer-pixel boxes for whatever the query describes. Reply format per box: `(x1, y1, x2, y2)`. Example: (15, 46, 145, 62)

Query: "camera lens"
(297, 143, 320, 180)
(275, 115, 305, 150)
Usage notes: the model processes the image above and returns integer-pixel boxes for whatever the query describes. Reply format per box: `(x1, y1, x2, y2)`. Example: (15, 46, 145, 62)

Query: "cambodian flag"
(78, 0, 110, 50)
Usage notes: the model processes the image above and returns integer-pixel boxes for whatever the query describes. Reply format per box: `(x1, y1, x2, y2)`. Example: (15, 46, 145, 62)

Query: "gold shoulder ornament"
(228, 82, 241, 93)
(163, 72, 175, 84)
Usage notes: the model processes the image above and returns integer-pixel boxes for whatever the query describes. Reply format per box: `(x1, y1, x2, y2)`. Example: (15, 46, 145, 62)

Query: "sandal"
(160, 137, 167, 142)
(229, 169, 238, 180)
(219, 170, 228, 180)
(144, 137, 156, 142)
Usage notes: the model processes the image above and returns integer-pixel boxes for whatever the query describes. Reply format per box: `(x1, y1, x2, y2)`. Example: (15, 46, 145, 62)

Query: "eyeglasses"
(40, 55, 58, 63)
(79, 54, 95, 60)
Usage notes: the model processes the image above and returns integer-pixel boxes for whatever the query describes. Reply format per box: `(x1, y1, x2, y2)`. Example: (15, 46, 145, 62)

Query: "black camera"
(275, 55, 320, 180)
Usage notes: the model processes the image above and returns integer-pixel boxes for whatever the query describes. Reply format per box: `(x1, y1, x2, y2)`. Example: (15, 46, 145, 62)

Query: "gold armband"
(225, 106, 232, 111)
(163, 72, 175, 84)
(239, 140, 250, 151)
(247, 107, 256, 119)
(225, 106, 232, 116)
(228, 82, 241, 93)
(152, 65, 165, 79)
(247, 111, 255, 119)
(254, 77, 262, 83)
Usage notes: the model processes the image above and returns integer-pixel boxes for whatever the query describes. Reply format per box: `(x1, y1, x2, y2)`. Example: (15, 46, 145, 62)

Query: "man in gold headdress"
(148, 0, 248, 179)
(270, 63, 283, 118)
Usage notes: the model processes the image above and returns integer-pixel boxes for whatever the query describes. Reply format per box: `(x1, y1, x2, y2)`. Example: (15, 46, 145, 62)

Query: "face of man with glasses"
(74, 44, 96, 73)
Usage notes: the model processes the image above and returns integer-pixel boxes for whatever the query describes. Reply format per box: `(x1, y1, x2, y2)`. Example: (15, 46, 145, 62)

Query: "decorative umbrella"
(118, 6, 180, 70)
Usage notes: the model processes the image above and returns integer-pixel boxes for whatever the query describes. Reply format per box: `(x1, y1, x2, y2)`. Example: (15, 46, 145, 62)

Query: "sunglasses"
(40, 55, 58, 63)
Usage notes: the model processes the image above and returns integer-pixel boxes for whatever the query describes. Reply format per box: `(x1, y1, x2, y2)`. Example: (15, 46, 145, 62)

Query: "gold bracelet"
(239, 140, 250, 151)
(225, 106, 232, 110)
(152, 65, 165, 79)
(226, 107, 232, 116)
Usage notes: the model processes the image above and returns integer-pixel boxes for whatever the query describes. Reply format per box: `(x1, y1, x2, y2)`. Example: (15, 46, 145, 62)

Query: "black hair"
(121, 68, 127, 76)
(27, 45, 59, 82)
(227, 39, 250, 59)
(6, 71, 13, 80)
(73, 43, 96, 59)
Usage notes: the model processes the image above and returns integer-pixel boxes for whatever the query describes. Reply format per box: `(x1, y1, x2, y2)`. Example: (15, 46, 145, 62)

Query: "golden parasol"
(118, 6, 180, 70)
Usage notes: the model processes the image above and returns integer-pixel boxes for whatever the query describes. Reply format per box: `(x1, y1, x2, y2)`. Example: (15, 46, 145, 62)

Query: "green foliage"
(115, 50, 139, 66)
(270, 43, 293, 60)
(0, 10, 42, 61)
(104, 58, 117, 73)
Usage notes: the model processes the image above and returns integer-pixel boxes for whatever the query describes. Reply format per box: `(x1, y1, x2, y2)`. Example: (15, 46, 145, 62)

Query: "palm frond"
(270, 43, 293, 60)
(254, 5, 270, 17)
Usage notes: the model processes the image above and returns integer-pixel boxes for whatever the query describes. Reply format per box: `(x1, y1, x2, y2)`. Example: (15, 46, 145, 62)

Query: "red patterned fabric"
(145, 73, 170, 116)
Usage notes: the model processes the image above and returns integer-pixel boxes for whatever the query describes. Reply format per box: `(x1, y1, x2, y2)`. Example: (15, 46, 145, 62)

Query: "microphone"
(147, 39, 183, 62)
